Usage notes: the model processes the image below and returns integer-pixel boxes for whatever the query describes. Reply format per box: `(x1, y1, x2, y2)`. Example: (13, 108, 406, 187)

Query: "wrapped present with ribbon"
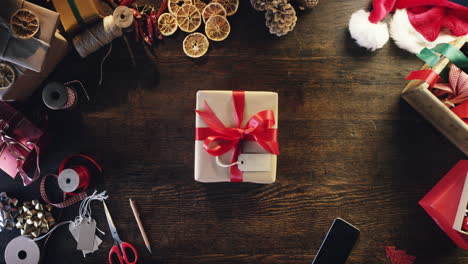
(0, 31, 69, 101)
(51, 0, 106, 34)
(0, 102, 44, 186)
(195, 91, 279, 183)
(0, 0, 59, 73)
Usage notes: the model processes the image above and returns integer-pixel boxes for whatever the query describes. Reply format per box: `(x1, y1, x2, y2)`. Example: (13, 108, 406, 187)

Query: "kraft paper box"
(0, 0, 59, 72)
(0, 102, 44, 180)
(1, 32, 69, 101)
(52, 0, 105, 34)
(195, 91, 278, 184)
(419, 160, 468, 250)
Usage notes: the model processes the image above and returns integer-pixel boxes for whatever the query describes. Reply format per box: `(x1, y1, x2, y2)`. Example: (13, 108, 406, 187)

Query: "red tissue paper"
(385, 246, 416, 264)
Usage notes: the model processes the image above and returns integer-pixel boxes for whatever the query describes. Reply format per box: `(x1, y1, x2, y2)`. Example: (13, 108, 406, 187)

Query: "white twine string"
(32, 190, 108, 242)
(215, 156, 241, 168)
(72, 16, 122, 58)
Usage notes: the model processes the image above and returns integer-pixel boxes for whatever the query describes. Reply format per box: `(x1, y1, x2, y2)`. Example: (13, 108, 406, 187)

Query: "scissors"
(103, 201, 138, 264)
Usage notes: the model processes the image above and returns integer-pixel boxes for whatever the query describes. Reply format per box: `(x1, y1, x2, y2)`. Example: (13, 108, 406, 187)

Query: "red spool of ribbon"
(41, 154, 102, 208)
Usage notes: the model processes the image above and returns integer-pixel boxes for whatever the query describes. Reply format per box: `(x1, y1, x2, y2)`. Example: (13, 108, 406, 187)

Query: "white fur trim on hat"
(349, 9, 389, 51)
(390, 9, 457, 54)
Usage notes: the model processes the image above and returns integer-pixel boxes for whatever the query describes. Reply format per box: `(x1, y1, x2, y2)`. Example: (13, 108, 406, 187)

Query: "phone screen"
(311, 218, 360, 264)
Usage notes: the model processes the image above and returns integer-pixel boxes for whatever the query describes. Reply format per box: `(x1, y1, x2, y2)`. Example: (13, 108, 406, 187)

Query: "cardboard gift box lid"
(0, 0, 59, 72)
(195, 90, 278, 184)
(419, 160, 468, 250)
(52, 0, 105, 34)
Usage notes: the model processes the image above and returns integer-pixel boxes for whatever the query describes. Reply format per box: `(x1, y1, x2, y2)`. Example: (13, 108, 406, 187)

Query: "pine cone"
(250, 0, 267, 11)
(297, 0, 319, 10)
(265, 0, 297, 37)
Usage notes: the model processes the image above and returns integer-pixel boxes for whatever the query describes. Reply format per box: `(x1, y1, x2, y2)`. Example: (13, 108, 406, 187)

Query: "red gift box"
(0, 102, 44, 185)
(419, 160, 468, 250)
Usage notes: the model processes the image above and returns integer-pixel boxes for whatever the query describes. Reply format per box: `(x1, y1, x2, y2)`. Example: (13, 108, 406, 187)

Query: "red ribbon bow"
(195, 91, 279, 182)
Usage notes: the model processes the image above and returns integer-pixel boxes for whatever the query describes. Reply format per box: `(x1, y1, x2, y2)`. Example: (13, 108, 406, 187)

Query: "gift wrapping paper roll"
(4, 236, 41, 264)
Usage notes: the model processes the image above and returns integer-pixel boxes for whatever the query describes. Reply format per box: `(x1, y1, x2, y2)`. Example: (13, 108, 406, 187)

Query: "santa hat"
(349, 0, 468, 53)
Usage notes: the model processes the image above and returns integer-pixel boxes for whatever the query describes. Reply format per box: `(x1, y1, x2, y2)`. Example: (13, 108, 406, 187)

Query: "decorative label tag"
(69, 222, 102, 256)
(76, 218, 97, 251)
(237, 154, 272, 172)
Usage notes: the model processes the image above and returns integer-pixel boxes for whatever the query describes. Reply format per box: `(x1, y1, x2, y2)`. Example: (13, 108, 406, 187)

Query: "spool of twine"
(72, 15, 124, 58)
(113, 6, 134, 31)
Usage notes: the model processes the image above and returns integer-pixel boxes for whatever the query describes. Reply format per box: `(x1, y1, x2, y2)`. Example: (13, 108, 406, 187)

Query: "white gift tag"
(69, 222, 102, 256)
(237, 154, 272, 172)
(76, 218, 97, 251)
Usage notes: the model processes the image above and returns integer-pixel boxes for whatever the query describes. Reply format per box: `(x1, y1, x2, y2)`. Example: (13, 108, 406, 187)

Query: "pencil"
(129, 198, 152, 254)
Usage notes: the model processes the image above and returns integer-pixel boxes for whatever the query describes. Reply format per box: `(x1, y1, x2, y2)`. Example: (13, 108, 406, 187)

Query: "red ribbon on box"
(195, 91, 279, 182)
(0, 119, 40, 186)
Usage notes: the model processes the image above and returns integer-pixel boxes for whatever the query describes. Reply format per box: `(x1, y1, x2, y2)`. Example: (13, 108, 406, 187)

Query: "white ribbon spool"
(5, 236, 40, 264)
(58, 168, 80, 193)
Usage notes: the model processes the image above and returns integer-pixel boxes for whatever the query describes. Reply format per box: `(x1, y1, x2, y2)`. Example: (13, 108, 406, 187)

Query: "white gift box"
(194, 90, 278, 184)
(453, 170, 468, 235)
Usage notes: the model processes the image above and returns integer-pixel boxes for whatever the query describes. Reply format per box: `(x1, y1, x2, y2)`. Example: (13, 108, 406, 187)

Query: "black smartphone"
(311, 218, 360, 264)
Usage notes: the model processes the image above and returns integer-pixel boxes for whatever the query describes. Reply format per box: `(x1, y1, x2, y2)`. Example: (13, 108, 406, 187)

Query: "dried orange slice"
(176, 4, 202, 33)
(205, 15, 230, 41)
(10, 9, 40, 39)
(212, 0, 239, 16)
(0, 63, 15, 89)
(168, 0, 192, 15)
(158, 13, 178, 36)
(202, 3, 226, 23)
(193, 0, 207, 13)
(183, 33, 209, 58)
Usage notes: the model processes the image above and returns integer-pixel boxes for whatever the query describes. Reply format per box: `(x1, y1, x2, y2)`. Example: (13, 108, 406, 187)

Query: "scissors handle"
(121, 242, 138, 264)
(108, 242, 138, 264)
(109, 245, 124, 264)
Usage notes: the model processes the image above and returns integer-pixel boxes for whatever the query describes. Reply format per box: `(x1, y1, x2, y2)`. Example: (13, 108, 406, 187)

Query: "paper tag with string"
(237, 154, 272, 172)
(69, 223, 102, 257)
(76, 217, 97, 251)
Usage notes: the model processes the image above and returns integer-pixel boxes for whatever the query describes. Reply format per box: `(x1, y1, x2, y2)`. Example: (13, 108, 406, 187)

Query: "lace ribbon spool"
(42, 82, 76, 110)
(42, 81, 89, 110)
(72, 6, 134, 58)
(4, 236, 40, 264)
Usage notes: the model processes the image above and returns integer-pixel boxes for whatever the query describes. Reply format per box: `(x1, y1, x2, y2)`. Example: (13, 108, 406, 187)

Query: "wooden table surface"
(0, 0, 467, 263)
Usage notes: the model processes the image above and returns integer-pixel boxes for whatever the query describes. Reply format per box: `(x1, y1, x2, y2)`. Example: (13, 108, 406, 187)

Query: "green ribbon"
(417, 48, 440, 67)
(67, 0, 86, 30)
(416, 43, 468, 80)
(431, 43, 468, 69)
